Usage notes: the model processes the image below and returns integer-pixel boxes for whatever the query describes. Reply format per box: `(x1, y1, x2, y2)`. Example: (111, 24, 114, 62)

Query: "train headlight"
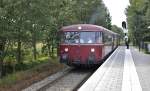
(78, 26, 82, 30)
(91, 48, 95, 52)
(64, 48, 68, 52)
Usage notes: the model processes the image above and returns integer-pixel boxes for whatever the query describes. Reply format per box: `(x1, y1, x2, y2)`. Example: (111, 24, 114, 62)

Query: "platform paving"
(131, 47, 150, 91)
(79, 46, 150, 91)
(79, 47, 125, 91)
(122, 49, 141, 91)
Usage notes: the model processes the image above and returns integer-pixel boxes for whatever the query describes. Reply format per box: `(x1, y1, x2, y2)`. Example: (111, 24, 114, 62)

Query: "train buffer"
(78, 46, 150, 91)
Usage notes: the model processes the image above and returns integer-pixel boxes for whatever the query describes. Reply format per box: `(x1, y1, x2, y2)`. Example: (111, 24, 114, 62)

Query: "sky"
(102, 0, 130, 28)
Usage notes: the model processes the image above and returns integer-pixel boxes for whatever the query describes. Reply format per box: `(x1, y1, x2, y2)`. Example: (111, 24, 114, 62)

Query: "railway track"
(23, 67, 97, 91)
(38, 68, 96, 91)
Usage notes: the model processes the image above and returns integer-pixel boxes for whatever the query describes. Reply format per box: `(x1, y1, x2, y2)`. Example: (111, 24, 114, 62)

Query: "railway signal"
(122, 21, 128, 34)
(122, 21, 126, 29)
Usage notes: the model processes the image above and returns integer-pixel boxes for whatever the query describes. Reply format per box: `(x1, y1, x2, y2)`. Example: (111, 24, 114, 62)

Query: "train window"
(95, 32, 103, 43)
(80, 32, 95, 43)
(63, 32, 80, 44)
(62, 31, 102, 44)
(80, 32, 102, 44)
(103, 33, 113, 44)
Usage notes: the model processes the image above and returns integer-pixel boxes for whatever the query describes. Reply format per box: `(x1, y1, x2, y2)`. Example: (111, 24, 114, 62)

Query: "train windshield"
(62, 31, 102, 44)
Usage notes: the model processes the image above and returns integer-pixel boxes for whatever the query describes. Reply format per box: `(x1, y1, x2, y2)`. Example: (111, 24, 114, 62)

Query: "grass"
(0, 56, 66, 91)
(0, 73, 17, 86)
(0, 43, 64, 90)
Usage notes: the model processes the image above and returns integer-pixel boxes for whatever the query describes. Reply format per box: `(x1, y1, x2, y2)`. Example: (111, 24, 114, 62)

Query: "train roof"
(60, 24, 117, 35)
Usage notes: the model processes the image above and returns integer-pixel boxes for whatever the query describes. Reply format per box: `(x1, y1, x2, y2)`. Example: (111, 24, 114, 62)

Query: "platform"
(78, 46, 150, 91)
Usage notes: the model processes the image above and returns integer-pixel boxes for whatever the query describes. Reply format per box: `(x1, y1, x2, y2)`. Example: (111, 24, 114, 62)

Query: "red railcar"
(58, 24, 119, 67)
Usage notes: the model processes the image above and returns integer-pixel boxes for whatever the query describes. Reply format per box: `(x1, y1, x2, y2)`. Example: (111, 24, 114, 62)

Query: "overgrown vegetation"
(0, 58, 65, 91)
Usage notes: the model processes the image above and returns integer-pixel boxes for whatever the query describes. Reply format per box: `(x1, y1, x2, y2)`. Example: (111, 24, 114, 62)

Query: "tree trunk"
(51, 40, 54, 57)
(0, 58, 3, 78)
(0, 38, 6, 78)
(0, 49, 3, 78)
(52, 46, 54, 56)
(47, 39, 51, 57)
(17, 38, 22, 64)
(32, 32, 37, 60)
(51, 33, 57, 57)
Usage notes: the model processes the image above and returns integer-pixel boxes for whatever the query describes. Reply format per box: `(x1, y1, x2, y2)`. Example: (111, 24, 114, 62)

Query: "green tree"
(127, 0, 150, 45)
(112, 25, 124, 37)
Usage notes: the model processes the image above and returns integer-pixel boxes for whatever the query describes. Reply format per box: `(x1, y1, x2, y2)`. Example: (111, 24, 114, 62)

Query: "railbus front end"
(58, 24, 119, 67)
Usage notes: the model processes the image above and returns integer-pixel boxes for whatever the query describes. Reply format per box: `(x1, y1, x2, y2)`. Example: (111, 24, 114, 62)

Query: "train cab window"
(62, 31, 102, 44)
(80, 32, 102, 44)
(95, 32, 102, 43)
(63, 32, 79, 44)
(80, 32, 95, 43)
